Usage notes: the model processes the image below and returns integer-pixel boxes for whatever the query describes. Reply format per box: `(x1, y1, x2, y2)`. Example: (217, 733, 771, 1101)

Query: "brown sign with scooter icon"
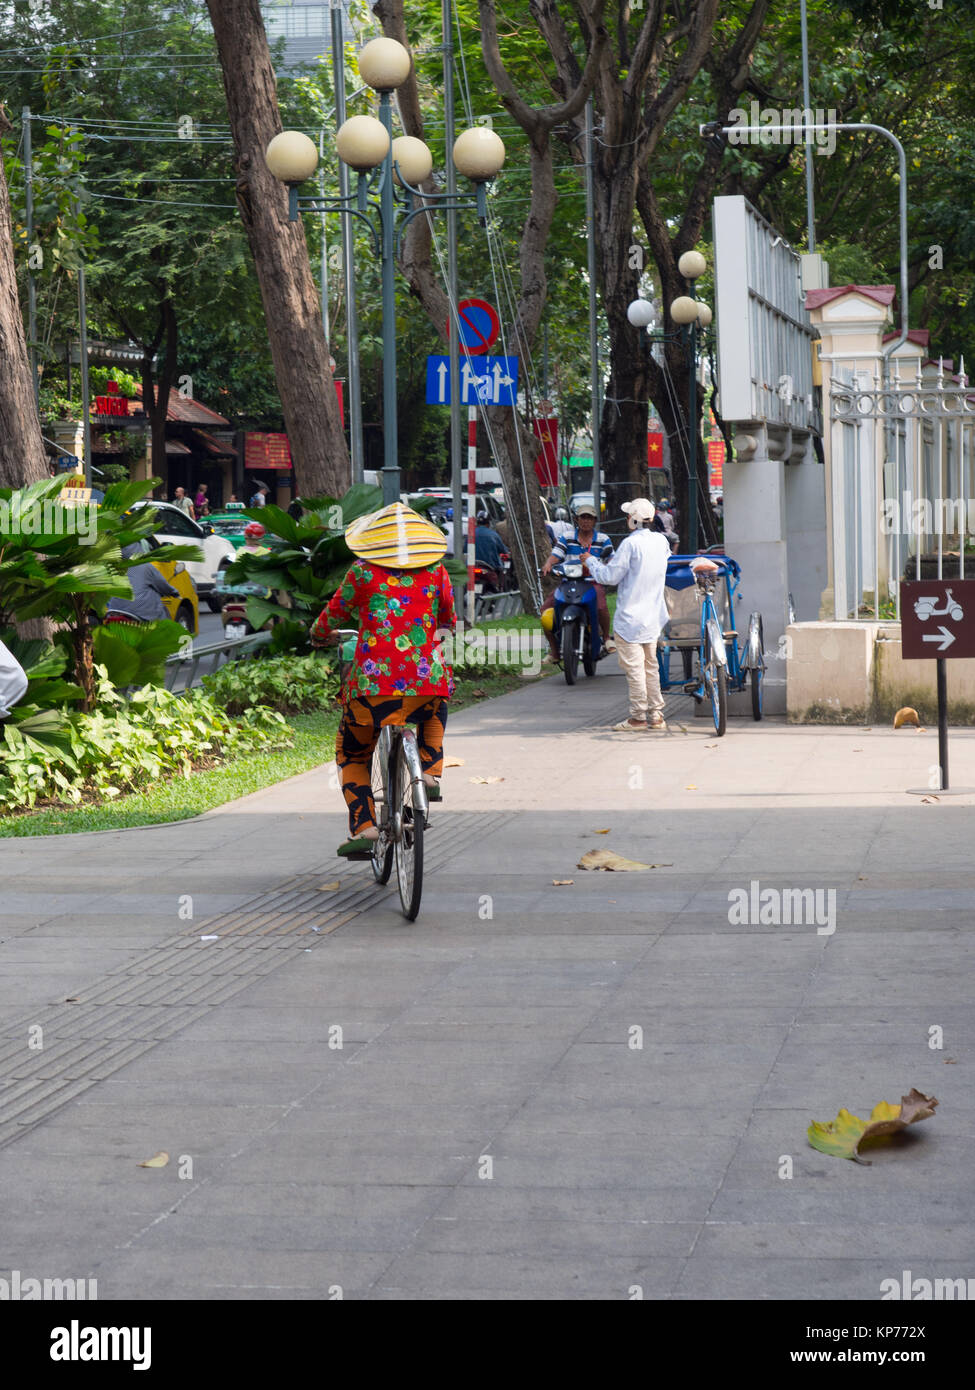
(901, 579, 975, 660)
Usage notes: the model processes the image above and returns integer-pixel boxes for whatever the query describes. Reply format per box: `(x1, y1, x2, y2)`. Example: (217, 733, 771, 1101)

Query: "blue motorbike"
(552, 561, 603, 684)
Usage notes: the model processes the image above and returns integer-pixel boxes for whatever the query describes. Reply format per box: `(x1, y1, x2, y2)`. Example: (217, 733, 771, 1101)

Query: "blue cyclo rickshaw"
(656, 552, 765, 736)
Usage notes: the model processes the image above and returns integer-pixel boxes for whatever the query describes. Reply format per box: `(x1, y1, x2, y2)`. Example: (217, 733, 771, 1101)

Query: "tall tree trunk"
(0, 106, 48, 488)
(206, 0, 349, 499)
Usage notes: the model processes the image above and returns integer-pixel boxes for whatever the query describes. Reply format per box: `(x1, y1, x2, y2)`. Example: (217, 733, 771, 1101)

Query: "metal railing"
(474, 591, 525, 620)
(165, 630, 272, 692)
(828, 357, 975, 619)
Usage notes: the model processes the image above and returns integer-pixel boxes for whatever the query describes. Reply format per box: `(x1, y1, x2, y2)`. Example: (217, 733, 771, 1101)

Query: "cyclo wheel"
(705, 644, 728, 737)
(370, 725, 394, 884)
(394, 736, 423, 921)
(750, 666, 764, 721)
(562, 620, 578, 684)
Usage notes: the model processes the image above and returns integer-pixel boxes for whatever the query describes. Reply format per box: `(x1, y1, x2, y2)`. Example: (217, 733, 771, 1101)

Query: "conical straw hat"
(344, 501, 448, 570)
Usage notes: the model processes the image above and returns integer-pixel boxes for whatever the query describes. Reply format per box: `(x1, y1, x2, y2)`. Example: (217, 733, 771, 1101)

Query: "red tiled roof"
(805, 284, 896, 309)
(883, 329, 930, 347)
(131, 385, 230, 427)
(164, 439, 192, 455)
(193, 429, 238, 457)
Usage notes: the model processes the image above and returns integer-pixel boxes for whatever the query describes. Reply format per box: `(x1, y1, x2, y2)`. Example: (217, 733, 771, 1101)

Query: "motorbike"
(473, 551, 515, 597)
(552, 560, 602, 684)
(913, 588, 964, 622)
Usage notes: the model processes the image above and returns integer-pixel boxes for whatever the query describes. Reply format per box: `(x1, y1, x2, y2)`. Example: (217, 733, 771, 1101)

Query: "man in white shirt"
(582, 497, 671, 731)
(0, 639, 29, 721)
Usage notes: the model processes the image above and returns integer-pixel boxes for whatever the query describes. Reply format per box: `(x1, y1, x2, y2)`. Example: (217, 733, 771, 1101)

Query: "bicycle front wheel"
(707, 657, 728, 737)
(394, 738, 424, 921)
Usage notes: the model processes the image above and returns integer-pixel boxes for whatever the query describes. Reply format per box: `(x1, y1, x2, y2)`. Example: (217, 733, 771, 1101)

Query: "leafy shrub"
(203, 654, 339, 715)
(0, 676, 289, 813)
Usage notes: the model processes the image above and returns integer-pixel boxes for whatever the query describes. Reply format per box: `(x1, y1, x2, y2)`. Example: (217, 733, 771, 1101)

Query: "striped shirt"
(551, 526, 613, 565)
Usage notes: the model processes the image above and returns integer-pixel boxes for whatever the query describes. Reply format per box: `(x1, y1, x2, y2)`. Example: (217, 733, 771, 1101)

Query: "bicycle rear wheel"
(394, 737, 424, 920)
(370, 726, 394, 884)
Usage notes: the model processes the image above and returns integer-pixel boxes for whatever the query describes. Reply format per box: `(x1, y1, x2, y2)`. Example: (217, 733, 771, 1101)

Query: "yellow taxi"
(142, 540, 199, 635)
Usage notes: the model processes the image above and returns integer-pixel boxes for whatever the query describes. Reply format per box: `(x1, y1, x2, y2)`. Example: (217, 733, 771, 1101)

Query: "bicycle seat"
(690, 557, 720, 573)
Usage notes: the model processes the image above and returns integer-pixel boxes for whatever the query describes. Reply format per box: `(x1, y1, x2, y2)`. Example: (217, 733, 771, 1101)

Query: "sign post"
(901, 579, 975, 795)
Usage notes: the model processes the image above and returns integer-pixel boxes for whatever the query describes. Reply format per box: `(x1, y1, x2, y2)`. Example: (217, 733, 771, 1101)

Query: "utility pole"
(585, 99, 600, 516)
(76, 199, 91, 482)
(23, 107, 38, 406)
(331, 0, 364, 483)
(799, 0, 816, 251)
(444, 0, 464, 603)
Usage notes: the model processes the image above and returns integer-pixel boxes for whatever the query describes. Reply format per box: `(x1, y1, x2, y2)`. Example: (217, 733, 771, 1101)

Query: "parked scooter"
(551, 560, 602, 684)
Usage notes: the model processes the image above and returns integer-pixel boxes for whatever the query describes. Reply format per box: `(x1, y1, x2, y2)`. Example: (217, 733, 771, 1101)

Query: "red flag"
(532, 417, 559, 486)
(647, 431, 663, 466)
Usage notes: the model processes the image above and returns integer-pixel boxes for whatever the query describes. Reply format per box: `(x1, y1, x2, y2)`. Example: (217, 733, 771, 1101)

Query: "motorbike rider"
(310, 502, 456, 861)
(105, 542, 180, 623)
(581, 498, 671, 731)
(242, 521, 270, 555)
(652, 498, 679, 551)
(540, 500, 614, 660)
(474, 510, 508, 591)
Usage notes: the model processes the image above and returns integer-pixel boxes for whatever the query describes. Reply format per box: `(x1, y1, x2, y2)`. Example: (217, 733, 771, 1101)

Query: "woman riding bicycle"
(311, 502, 456, 860)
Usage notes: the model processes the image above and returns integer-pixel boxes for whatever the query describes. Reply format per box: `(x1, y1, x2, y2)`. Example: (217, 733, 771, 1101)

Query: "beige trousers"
(615, 634, 665, 721)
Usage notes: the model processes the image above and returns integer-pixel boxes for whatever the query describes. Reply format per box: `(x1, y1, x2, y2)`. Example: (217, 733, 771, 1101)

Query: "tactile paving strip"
(0, 810, 507, 1148)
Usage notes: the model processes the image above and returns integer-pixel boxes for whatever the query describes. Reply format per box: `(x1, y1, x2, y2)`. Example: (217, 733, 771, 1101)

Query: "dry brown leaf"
(64, 997, 80, 1003)
(578, 849, 670, 872)
(921, 796, 940, 804)
(471, 688, 487, 698)
(444, 756, 465, 768)
(469, 776, 504, 784)
(138, 1152, 169, 1169)
(552, 879, 574, 886)
(318, 881, 341, 892)
(893, 706, 920, 728)
(944, 1058, 958, 1065)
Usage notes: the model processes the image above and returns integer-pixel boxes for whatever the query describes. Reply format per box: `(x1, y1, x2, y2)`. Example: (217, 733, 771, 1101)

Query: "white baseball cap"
(621, 497, 655, 522)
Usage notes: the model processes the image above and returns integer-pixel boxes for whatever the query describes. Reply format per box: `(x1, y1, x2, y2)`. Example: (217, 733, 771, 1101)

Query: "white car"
(132, 501, 236, 612)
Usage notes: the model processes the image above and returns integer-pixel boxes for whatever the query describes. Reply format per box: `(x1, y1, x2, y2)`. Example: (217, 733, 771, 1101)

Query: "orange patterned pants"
(334, 693, 448, 835)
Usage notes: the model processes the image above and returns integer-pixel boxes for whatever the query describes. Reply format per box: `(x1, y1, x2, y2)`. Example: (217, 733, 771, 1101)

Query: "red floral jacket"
(313, 560, 456, 702)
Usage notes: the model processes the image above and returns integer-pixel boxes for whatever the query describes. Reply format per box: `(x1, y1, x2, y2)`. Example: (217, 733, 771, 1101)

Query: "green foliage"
(0, 475, 201, 706)
(203, 654, 340, 716)
(91, 618, 187, 689)
(0, 677, 289, 814)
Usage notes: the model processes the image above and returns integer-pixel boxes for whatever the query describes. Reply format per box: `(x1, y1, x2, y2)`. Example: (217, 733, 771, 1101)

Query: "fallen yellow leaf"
(552, 879, 574, 886)
(893, 706, 920, 728)
(444, 756, 465, 767)
(594, 828, 611, 834)
(318, 881, 341, 891)
(138, 1152, 170, 1169)
(685, 784, 697, 790)
(807, 1089, 938, 1164)
(469, 776, 504, 784)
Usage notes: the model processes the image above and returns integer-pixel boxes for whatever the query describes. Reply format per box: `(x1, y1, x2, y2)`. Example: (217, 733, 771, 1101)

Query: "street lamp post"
(629, 251, 712, 550)
(266, 37, 504, 507)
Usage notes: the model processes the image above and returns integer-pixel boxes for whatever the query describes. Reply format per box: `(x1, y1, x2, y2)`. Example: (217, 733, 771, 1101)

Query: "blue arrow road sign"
(426, 355, 519, 406)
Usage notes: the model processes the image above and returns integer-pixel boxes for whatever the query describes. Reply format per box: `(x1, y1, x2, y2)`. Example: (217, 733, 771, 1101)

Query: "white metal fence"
(829, 359, 975, 619)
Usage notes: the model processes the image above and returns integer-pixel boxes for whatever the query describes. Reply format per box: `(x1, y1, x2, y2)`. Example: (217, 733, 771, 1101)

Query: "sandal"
(337, 830, 379, 860)
(612, 718, 647, 731)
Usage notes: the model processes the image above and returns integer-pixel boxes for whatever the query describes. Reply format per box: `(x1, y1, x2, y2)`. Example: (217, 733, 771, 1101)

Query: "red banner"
(532, 417, 559, 486)
(708, 440, 725, 488)
(647, 431, 664, 467)
(245, 432, 293, 471)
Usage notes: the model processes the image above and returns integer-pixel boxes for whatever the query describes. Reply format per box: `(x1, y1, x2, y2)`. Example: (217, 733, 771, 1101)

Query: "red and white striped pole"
(466, 403, 477, 624)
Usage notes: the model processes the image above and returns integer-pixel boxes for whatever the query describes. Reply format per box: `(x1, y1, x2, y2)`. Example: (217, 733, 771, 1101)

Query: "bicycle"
(332, 630, 430, 921)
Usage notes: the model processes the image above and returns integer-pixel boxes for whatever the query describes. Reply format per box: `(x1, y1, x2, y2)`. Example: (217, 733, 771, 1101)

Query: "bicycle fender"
(746, 613, 765, 670)
(706, 617, 728, 667)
